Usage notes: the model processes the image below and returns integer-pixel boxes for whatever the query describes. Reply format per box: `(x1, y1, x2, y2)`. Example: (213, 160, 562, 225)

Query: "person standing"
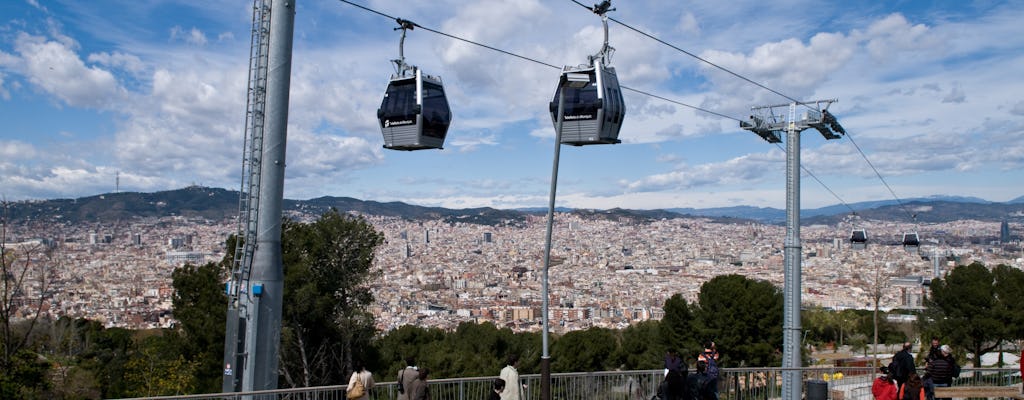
(409, 367, 430, 400)
(892, 342, 917, 391)
(499, 354, 523, 400)
(347, 361, 375, 400)
(927, 345, 959, 400)
(872, 366, 897, 400)
(697, 342, 719, 400)
(489, 378, 506, 400)
(685, 360, 715, 400)
(897, 372, 926, 400)
(397, 356, 418, 400)
(925, 337, 942, 364)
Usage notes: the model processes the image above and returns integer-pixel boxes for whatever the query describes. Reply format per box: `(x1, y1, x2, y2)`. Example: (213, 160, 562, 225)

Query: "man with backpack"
(697, 341, 720, 400)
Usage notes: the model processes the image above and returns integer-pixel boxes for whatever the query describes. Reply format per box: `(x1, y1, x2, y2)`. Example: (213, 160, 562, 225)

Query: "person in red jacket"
(873, 366, 897, 400)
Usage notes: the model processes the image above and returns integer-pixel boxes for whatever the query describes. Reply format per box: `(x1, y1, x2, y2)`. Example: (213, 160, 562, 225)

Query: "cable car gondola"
(378, 19, 451, 151)
(850, 229, 867, 250)
(549, 0, 624, 146)
(550, 62, 624, 146)
(902, 231, 920, 251)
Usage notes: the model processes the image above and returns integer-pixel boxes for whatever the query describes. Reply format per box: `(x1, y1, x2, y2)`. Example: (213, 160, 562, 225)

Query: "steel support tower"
(223, 0, 295, 392)
(741, 99, 844, 400)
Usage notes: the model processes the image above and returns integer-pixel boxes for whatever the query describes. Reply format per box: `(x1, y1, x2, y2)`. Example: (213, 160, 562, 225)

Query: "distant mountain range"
(4, 186, 1023, 226)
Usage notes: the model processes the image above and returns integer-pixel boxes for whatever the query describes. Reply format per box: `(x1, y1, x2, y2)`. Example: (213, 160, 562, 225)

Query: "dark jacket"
(684, 372, 714, 400)
(892, 350, 916, 383)
(926, 356, 958, 385)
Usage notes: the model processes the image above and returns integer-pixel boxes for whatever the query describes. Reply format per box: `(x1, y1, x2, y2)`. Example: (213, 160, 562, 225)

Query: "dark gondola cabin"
(378, 68, 451, 151)
(902, 232, 920, 250)
(549, 60, 625, 146)
(850, 229, 867, 250)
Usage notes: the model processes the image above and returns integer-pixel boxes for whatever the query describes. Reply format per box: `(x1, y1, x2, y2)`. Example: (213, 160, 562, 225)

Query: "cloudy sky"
(1, 0, 1022, 210)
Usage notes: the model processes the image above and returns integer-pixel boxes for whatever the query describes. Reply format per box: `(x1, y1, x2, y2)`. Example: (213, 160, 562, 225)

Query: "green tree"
(694, 274, 783, 367)
(170, 261, 228, 392)
(279, 210, 383, 387)
(0, 203, 55, 398)
(124, 334, 199, 396)
(923, 262, 1007, 366)
(660, 294, 698, 358)
(373, 324, 447, 378)
(551, 327, 618, 372)
(993, 264, 1024, 342)
(615, 320, 663, 370)
(77, 326, 134, 398)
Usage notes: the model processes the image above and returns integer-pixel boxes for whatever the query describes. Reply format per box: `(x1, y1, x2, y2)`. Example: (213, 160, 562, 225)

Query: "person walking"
(397, 356, 418, 400)
(499, 354, 524, 400)
(346, 361, 375, 400)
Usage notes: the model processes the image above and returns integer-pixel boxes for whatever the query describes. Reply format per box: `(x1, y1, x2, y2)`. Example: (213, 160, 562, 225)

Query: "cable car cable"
(772, 143, 857, 215)
(571, 0, 918, 223)
(337, 0, 857, 211)
(568, 0, 807, 108)
(841, 130, 916, 222)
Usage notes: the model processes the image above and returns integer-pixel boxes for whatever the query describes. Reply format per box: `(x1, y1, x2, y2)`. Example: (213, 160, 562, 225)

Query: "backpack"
(703, 352, 720, 381)
(398, 370, 405, 394)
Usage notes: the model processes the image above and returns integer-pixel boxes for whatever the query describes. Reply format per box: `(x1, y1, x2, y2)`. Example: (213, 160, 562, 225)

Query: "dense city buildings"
(4, 211, 1022, 333)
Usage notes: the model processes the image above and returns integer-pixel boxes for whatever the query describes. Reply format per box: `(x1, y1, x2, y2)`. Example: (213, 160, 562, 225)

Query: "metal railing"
(112, 367, 1022, 400)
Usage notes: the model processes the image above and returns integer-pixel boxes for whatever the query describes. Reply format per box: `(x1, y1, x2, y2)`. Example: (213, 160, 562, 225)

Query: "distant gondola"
(850, 229, 867, 250)
(902, 231, 920, 250)
(378, 68, 451, 150)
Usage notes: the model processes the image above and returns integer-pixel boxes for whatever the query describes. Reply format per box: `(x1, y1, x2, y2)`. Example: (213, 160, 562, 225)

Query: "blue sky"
(1, 0, 1022, 210)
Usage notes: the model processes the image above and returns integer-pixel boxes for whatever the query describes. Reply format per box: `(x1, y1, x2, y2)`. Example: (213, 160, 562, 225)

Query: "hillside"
(3, 186, 1023, 226)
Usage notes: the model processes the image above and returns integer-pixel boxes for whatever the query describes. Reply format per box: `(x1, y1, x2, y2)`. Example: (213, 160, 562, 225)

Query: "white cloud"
(0, 140, 38, 160)
(87, 51, 145, 74)
(7, 32, 122, 108)
(170, 26, 208, 46)
(942, 82, 966, 103)
(676, 12, 700, 36)
(1012, 101, 1024, 116)
(0, 73, 9, 100)
(623, 149, 784, 192)
(859, 13, 941, 62)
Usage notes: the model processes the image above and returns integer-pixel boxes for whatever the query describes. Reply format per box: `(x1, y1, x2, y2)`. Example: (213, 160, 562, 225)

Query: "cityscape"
(5, 191, 1022, 333)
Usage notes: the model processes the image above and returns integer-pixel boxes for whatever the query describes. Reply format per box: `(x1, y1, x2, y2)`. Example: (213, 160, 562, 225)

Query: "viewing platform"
(116, 367, 1022, 400)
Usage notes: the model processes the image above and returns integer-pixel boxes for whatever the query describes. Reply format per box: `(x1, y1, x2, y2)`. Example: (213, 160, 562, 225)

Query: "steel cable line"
(336, 0, 859, 210)
(841, 131, 917, 221)
(570, 0, 920, 218)
(336, 0, 737, 122)
(568, 0, 805, 106)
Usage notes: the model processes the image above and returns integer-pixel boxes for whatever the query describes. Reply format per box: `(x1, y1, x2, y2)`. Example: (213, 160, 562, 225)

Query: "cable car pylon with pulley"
(378, 18, 452, 151)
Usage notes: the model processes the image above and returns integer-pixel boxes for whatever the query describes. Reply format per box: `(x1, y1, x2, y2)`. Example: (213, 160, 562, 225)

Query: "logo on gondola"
(384, 119, 415, 128)
(564, 114, 595, 120)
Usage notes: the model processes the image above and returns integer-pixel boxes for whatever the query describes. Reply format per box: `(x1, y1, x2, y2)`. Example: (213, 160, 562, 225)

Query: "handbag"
(347, 372, 366, 398)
